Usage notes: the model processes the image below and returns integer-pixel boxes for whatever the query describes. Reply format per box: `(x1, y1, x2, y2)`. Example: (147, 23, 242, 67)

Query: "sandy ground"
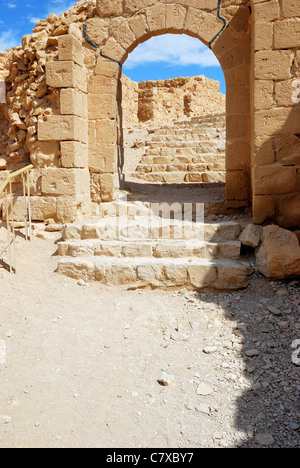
(0, 228, 299, 448)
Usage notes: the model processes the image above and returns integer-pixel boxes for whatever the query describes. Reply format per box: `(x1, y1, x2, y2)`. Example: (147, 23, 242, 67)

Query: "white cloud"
(7, 3, 17, 8)
(124, 34, 220, 70)
(47, 0, 74, 17)
(0, 29, 20, 51)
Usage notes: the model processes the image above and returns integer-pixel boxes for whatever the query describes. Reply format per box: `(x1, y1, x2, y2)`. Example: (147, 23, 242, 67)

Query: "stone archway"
(86, 0, 252, 208)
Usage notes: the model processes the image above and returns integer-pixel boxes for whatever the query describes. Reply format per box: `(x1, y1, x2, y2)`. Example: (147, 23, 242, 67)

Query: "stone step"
(145, 140, 225, 149)
(62, 219, 241, 243)
(140, 154, 225, 165)
(145, 145, 225, 157)
(57, 239, 241, 261)
(57, 256, 249, 290)
(147, 131, 225, 140)
(132, 171, 225, 184)
(135, 162, 225, 173)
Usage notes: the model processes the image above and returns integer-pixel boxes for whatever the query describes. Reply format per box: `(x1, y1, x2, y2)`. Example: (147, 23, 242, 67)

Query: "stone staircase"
(56, 194, 251, 291)
(130, 114, 226, 184)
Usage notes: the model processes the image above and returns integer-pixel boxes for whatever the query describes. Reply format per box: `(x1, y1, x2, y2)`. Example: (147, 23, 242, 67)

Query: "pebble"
(195, 403, 211, 415)
(157, 373, 174, 387)
(245, 349, 260, 357)
(268, 306, 282, 316)
(203, 346, 217, 354)
(255, 433, 275, 446)
(0, 415, 12, 425)
(196, 383, 214, 396)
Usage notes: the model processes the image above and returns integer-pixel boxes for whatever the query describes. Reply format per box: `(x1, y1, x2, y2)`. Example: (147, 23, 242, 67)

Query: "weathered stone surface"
(239, 224, 261, 248)
(256, 226, 300, 280)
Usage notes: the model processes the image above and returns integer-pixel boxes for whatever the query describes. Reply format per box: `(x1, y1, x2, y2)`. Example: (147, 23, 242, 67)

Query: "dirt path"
(0, 229, 299, 448)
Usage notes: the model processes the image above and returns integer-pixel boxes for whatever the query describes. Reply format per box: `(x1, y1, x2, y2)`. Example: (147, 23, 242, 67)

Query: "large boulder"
(256, 225, 300, 280)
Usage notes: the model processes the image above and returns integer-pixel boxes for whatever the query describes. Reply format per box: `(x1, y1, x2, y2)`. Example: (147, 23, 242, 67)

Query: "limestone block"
(254, 22, 273, 51)
(109, 18, 136, 51)
(60, 88, 87, 118)
(128, 14, 149, 42)
(254, 50, 292, 81)
(166, 4, 187, 31)
(41, 168, 90, 197)
(254, 80, 274, 111)
(254, 108, 300, 136)
(101, 38, 126, 64)
(88, 75, 117, 95)
(188, 264, 218, 289)
(100, 173, 118, 202)
(84, 17, 109, 47)
(30, 141, 60, 168)
(96, 0, 123, 17)
(124, 0, 156, 15)
(239, 224, 261, 248)
(89, 143, 118, 174)
(38, 116, 88, 143)
(56, 193, 91, 223)
(254, 0, 280, 22)
(226, 170, 251, 201)
(0, 81, 5, 103)
(274, 18, 300, 49)
(281, 0, 300, 17)
(60, 141, 88, 168)
(278, 194, 300, 229)
(3, 196, 57, 222)
(256, 225, 300, 279)
(46, 61, 87, 92)
(274, 80, 298, 107)
(253, 165, 298, 196)
(146, 4, 166, 33)
(94, 55, 121, 79)
(58, 34, 83, 66)
(216, 264, 248, 290)
(185, 8, 224, 45)
(88, 94, 117, 119)
(95, 120, 117, 145)
(253, 195, 276, 225)
(274, 135, 300, 166)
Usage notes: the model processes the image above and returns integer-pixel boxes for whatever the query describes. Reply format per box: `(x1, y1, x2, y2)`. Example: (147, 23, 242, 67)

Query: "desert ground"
(0, 225, 299, 448)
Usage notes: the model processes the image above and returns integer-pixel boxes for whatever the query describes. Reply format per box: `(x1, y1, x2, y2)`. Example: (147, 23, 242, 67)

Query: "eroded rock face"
(256, 225, 300, 280)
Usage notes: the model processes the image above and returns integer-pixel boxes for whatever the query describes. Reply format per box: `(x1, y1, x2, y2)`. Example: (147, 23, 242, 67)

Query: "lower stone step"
(57, 239, 241, 261)
(57, 257, 250, 290)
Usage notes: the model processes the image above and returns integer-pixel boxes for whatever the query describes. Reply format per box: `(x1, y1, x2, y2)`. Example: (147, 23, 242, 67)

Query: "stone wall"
(137, 75, 225, 123)
(251, 0, 300, 229)
(121, 74, 226, 126)
(0, 0, 298, 229)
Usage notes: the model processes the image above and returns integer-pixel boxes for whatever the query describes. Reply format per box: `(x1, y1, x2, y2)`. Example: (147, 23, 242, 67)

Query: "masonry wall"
(0, 0, 298, 229)
(251, 0, 300, 229)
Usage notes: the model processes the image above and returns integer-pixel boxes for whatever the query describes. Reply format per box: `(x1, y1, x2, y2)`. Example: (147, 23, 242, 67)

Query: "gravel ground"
(0, 228, 299, 448)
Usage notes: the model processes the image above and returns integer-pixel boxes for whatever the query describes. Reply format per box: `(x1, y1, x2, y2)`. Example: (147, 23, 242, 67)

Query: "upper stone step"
(62, 219, 242, 243)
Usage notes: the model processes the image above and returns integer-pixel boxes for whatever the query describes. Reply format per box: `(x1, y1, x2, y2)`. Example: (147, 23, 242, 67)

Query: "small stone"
(276, 287, 289, 297)
(203, 346, 217, 354)
(288, 422, 300, 431)
(245, 349, 260, 357)
(268, 305, 282, 316)
(255, 433, 274, 446)
(0, 415, 12, 425)
(157, 372, 174, 387)
(195, 403, 211, 415)
(196, 382, 214, 396)
(77, 279, 86, 287)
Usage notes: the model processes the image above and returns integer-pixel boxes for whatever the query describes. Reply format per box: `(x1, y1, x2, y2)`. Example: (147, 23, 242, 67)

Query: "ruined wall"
(121, 74, 139, 125)
(0, 0, 298, 229)
(137, 75, 225, 123)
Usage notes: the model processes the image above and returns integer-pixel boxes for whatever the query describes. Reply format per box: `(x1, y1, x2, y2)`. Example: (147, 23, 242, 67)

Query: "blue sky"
(0, 0, 225, 94)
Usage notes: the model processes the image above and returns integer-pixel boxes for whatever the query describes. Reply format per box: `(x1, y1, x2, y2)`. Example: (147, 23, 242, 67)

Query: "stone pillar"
(88, 54, 121, 203)
(251, 0, 300, 228)
(37, 34, 90, 223)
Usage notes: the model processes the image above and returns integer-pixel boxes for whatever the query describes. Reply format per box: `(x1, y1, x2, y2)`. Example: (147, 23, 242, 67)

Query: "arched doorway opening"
(119, 33, 227, 209)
